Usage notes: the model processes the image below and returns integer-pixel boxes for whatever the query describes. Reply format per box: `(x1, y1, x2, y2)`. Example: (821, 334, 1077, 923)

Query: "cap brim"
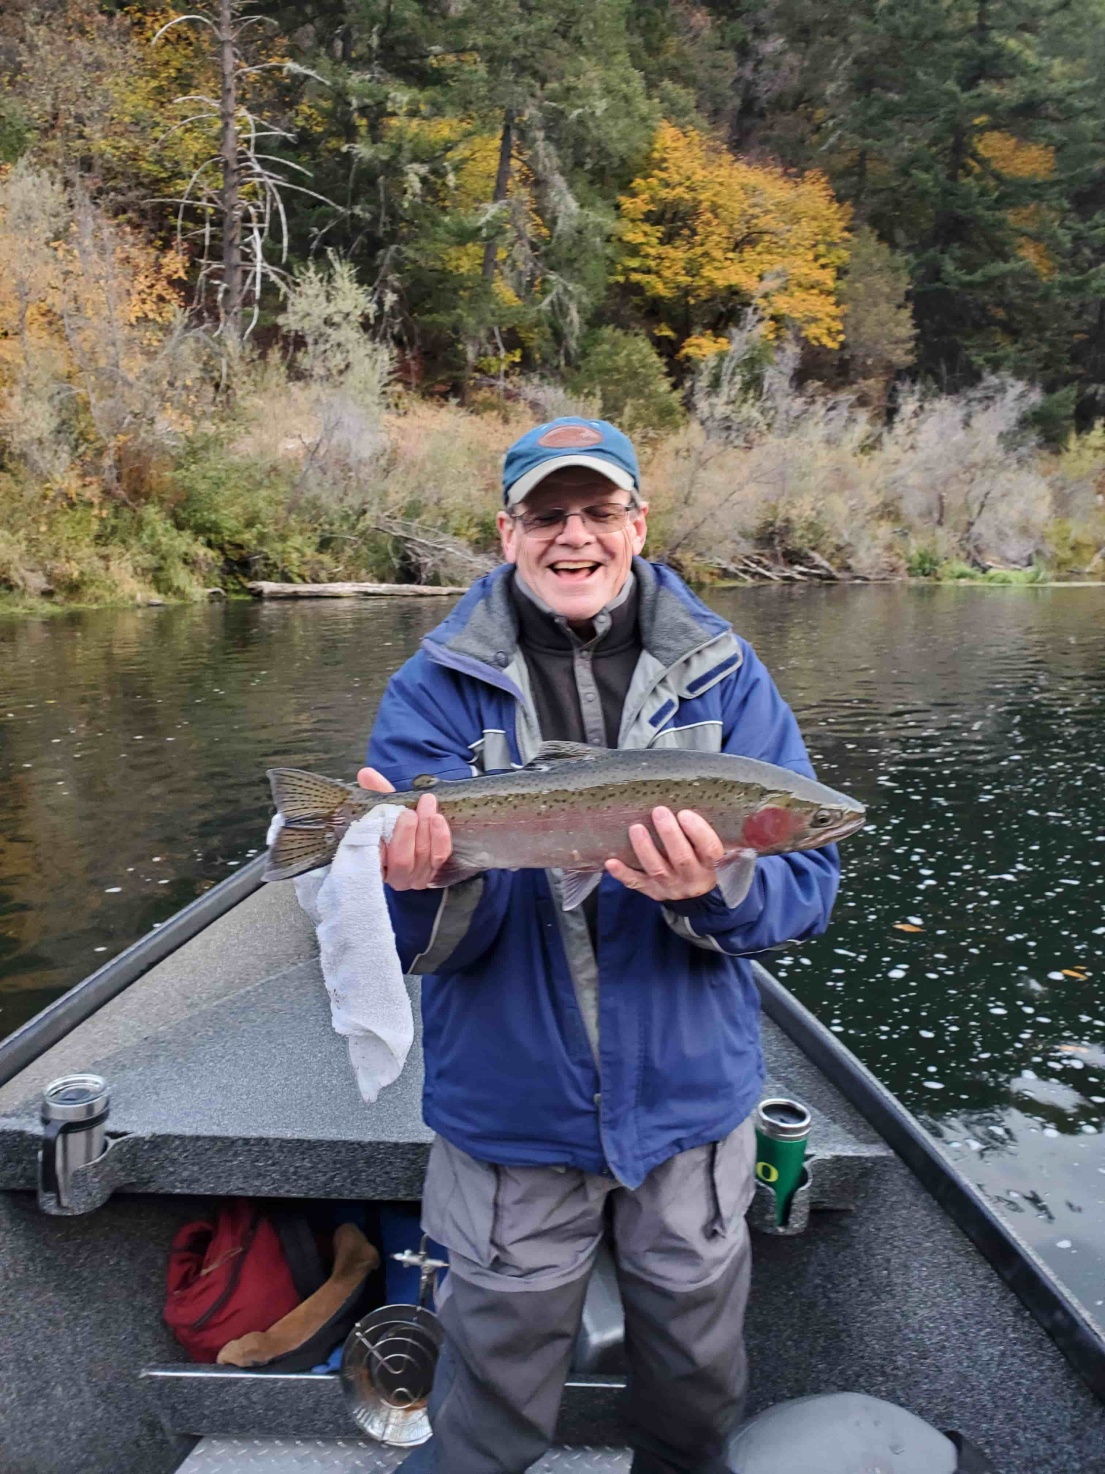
(505, 455, 637, 506)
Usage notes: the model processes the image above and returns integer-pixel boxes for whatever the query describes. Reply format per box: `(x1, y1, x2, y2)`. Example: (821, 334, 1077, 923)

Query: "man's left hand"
(606, 806, 741, 903)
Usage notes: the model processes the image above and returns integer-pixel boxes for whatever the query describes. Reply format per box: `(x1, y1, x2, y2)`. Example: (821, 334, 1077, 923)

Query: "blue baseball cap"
(502, 418, 641, 506)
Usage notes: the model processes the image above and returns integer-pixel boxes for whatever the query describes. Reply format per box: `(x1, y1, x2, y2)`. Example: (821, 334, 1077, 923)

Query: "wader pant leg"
(400, 1136, 607, 1474)
(400, 1267, 593, 1474)
(612, 1119, 756, 1474)
(617, 1235, 752, 1474)
(402, 1123, 755, 1474)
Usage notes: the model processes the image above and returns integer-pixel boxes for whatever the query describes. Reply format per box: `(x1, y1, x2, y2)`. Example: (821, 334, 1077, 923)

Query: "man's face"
(497, 468, 648, 622)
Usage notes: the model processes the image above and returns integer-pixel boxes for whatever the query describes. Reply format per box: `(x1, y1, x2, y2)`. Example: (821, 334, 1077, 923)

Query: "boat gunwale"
(752, 959, 1105, 1403)
(0, 854, 268, 1089)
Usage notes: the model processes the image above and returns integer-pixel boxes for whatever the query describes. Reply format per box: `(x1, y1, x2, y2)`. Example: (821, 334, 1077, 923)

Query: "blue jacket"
(367, 558, 839, 1188)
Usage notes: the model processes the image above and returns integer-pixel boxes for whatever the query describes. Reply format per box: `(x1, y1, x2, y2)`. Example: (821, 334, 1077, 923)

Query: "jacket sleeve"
(662, 640, 841, 957)
(367, 654, 513, 975)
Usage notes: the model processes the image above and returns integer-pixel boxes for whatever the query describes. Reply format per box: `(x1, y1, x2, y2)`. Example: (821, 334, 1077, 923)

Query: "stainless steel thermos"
(40, 1074, 110, 1208)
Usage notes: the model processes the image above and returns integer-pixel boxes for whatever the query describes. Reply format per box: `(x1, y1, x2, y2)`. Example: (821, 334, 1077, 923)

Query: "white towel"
(267, 806, 411, 1103)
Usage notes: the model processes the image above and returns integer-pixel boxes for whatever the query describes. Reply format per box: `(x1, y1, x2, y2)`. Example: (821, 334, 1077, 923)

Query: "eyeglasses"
(510, 503, 637, 539)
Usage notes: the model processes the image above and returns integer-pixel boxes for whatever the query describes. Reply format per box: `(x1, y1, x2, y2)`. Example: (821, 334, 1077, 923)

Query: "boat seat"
(175, 1437, 629, 1471)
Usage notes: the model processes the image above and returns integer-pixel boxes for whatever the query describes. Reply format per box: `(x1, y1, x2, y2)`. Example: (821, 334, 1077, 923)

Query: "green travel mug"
(754, 1098, 812, 1226)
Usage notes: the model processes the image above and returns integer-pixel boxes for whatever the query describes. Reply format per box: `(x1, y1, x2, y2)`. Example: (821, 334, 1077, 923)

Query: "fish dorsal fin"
(524, 741, 608, 769)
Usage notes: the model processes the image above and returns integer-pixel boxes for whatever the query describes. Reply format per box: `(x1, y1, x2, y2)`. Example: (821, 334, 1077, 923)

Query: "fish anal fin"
(525, 741, 607, 769)
(559, 867, 603, 911)
(268, 768, 354, 823)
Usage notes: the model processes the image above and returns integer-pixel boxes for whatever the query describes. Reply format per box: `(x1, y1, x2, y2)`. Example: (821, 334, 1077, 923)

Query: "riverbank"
(4, 567, 1104, 618)
(3, 364, 1104, 614)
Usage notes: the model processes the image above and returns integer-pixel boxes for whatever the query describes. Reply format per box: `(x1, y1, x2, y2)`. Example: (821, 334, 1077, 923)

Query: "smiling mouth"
(547, 560, 603, 582)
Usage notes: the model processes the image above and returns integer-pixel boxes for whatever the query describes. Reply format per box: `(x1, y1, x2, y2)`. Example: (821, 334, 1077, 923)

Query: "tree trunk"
(218, 0, 242, 345)
(481, 107, 515, 282)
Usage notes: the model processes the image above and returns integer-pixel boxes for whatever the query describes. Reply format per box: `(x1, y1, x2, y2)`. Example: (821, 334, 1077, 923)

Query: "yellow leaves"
(679, 333, 732, 362)
(1007, 205, 1057, 280)
(972, 132, 1058, 280)
(976, 131, 1056, 181)
(386, 116, 545, 289)
(615, 122, 851, 359)
(1060, 968, 1088, 981)
(893, 922, 924, 933)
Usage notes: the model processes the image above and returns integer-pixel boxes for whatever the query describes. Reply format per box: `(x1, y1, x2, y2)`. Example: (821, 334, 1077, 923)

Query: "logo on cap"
(537, 424, 604, 449)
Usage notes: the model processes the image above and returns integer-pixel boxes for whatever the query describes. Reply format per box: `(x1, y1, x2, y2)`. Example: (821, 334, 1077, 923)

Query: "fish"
(264, 740, 866, 910)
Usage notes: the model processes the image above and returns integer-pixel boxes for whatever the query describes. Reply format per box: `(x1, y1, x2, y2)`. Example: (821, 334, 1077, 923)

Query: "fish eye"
(811, 808, 834, 828)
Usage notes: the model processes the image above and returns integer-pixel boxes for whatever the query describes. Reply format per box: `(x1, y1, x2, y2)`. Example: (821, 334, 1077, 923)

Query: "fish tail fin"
(268, 768, 356, 823)
(266, 822, 340, 881)
(265, 768, 376, 882)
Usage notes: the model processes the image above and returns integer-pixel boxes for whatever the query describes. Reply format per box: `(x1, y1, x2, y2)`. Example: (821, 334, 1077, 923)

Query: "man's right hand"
(357, 767, 453, 890)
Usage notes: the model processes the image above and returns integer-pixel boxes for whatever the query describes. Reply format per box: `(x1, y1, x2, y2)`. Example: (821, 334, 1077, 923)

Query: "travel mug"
(41, 1074, 110, 1209)
(754, 1097, 812, 1226)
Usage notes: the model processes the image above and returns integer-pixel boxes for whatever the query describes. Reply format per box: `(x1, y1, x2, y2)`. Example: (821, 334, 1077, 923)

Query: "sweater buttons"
(493, 650, 510, 667)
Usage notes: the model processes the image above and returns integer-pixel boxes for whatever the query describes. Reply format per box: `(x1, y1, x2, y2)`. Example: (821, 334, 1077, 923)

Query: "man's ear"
(630, 501, 649, 555)
(497, 508, 519, 563)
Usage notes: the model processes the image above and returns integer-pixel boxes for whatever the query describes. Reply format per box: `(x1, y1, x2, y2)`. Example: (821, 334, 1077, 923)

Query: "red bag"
(163, 1198, 303, 1363)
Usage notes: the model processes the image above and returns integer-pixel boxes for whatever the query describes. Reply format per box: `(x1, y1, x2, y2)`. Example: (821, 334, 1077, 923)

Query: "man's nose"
(553, 512, 595, 546)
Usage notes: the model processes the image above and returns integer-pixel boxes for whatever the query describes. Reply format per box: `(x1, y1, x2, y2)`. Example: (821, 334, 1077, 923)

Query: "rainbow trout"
(265, 741, 865, 911)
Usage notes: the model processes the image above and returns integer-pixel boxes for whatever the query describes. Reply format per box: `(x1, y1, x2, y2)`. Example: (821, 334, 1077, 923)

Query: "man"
(357, 419, 839, 1473)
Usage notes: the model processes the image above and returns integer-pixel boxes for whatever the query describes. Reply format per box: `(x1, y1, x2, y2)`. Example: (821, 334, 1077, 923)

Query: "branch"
(152, 14, 216, 44)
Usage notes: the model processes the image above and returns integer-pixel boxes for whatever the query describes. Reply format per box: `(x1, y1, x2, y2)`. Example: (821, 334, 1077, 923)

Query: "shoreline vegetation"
(3, 337, 1103, 614)
(3, 2, 1105, 615)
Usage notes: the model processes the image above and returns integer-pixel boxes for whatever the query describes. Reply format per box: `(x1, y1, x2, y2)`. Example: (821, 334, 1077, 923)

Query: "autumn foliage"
(615, 123, 851, 362)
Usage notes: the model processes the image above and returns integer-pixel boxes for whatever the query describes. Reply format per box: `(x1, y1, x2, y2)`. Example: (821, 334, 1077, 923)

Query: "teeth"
(552, 562, 597, 571)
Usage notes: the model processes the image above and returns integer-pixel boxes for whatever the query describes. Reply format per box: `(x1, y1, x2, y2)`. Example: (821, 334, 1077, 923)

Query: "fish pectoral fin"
(558, 867, 603, 912)
(429, 851, 485, 888)
(268, 768, 353, 822)
(524, 741, 608, 769)
(715, 850, 758, 909)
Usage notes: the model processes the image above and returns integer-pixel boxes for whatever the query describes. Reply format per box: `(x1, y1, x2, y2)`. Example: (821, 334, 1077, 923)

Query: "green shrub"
(940, 560, 981, 581)
(906, 545, 941, 578)
(169, 438, 334, 586)
(567, 328, 685, 440)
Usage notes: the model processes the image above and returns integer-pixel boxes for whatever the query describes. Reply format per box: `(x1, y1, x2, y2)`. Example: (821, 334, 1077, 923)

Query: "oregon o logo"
(755, 1161, 779, 1184)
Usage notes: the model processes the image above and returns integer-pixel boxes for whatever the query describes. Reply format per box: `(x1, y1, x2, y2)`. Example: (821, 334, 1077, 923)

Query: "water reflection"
(1, 585, 1104, 1308)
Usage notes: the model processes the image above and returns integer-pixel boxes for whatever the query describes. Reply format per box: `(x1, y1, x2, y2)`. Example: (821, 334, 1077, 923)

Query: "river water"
(2, 585, 1104, 1309)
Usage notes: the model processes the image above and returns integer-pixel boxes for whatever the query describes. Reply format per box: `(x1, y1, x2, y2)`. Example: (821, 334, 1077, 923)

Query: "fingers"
(605, 857, 646, 890)
(382, 792, 453, 889)
(429, 811, 452, 874)
(628, 821, 671, 881)
(357, 766, 395, 793)
(607, 807, 724, 902)
(675, 809, 726, 864)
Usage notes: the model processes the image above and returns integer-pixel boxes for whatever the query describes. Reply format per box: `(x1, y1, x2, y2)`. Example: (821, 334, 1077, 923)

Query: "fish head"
(736, 779, 866, 855)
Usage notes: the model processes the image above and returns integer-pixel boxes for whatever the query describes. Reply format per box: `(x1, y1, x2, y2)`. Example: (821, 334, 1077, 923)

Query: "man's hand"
(356, 767, 452, 890)
(605, 806, 741, 903)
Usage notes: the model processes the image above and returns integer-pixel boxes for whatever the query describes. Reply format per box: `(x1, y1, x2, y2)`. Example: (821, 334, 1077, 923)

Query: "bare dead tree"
(152, 0, 334, 376)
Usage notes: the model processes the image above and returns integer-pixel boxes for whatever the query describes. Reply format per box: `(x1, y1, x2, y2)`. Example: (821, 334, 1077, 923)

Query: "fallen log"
(248, 581, 469, 599)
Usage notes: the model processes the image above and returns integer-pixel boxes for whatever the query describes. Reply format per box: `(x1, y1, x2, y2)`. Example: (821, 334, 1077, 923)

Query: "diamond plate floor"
(176, 1438, 630, 1473)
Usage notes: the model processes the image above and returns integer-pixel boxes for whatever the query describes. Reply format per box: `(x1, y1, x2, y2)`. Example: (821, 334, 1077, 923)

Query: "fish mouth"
(797, 810, 867, 848)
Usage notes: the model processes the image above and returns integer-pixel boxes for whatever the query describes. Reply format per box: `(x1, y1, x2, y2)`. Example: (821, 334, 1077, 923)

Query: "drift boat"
(0, 859, 1102, 1474)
